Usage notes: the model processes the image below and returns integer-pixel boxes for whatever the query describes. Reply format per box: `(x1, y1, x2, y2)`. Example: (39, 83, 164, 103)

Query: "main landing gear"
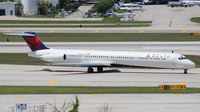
(184, 69, 188, 74)
(87, 67, 103, 73)
(87, 67, 94, 73)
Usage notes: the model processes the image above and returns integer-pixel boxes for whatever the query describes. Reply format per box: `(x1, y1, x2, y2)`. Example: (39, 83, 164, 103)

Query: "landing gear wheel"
(97, 67, 103, 73)
(184, 69, 188, 74)
(87, 67, 94, 73)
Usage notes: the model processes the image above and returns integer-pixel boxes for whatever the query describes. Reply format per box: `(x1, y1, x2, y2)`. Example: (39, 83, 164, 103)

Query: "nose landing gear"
(184, 69, 188, 74)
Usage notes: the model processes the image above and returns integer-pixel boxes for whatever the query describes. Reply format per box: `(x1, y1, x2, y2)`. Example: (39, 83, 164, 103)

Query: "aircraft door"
(63, 54, 66, 60)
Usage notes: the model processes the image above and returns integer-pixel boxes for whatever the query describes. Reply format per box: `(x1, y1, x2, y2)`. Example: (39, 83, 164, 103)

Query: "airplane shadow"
(41, 69, 122, 75)
(27, 69, 197, 75)
(121, 71, 192, 75)
(119, 69, 197, 75)
(42, 69, 83, 73)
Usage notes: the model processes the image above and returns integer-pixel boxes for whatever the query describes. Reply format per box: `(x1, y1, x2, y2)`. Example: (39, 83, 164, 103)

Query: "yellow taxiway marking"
(49, 30, 55, 33)
(91, 93, 97, 96)
(48, 80, 58, 86)
(181, 30, 186, 33)
(178, 82, 186, 85)
(174, 94, 180, 96)
(138, 29, 144, 33)
(4, 29, 12, 32)
(15, 95, 23, 100)
(95, 29, 100, 33)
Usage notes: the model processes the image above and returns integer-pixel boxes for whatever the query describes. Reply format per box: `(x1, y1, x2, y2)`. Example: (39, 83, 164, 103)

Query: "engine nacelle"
(28, 50, 50, 58)
(41, 54, 66, 62)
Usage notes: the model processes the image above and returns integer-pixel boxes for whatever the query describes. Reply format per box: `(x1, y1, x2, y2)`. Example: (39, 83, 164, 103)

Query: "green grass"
(0, 53, 199, 67)
(0, 86, 199, 94)
(0, 19, 151, 27)
(0, 18, 151, 24)
(186, 55, 200, 68)
(1, 33, 200, 42)
(0, 17, 152, 27)
(114, 9, 127, 14)
(0, 23, 150, 28)
(19, 15, 59, 18)
(0, 17, 151, 27)
(191, 17, 200, 23)
(0, 53, 44, 65)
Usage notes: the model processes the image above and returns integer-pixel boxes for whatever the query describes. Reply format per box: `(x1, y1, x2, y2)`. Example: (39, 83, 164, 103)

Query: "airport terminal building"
(0, 2, 16, 16)
(0, 0, 59, 16)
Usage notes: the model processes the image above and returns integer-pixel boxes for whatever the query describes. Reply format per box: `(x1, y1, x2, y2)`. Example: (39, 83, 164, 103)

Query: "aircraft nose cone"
(185, 60, 196, 69)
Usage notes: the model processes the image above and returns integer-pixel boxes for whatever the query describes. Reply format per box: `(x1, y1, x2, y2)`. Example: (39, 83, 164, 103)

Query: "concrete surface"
(0, 94, 200, 112)
(67, 5, 94, 20)
(0, 5, 200, 33)
(0, 26, 199, 33)
(0, 16, 103, 21)
(135, 5, 200, 27)
(0, 42, 200, 55)
(0, 64, 199, 87)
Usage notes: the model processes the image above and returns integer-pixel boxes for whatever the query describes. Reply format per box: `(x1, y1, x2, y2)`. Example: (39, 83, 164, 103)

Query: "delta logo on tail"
(22, 32, 49, 51)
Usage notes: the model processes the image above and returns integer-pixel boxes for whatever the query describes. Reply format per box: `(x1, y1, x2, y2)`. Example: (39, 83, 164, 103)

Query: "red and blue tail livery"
(4, 32, 49, 51)
(22, 32, 49, 51)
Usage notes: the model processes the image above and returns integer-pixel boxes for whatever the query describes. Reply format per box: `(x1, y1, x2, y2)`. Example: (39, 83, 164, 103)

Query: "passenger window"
(63, 54, 66, 60)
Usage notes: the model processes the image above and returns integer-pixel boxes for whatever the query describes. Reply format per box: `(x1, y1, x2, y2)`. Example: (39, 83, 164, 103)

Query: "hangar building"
(0, 2, 16, 16)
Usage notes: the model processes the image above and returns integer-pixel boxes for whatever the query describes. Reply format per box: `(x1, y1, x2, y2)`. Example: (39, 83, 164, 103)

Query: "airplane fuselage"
(29, 49, 195, 70)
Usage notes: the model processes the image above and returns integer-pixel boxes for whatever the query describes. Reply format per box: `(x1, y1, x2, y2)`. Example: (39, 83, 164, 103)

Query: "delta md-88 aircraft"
(4, 32, 195, 74)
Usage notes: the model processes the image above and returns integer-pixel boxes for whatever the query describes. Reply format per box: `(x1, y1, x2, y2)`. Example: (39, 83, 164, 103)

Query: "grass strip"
(0, 53, 199, 67)
(0, 20, 152, 24)
(191, 17, 200, 23)
(1, 33, 200, 42)
(0, 23, 150, 28)
(186, 55, 200, 68)
(0, 53, 44, 65)
(0, 86, 199, 94)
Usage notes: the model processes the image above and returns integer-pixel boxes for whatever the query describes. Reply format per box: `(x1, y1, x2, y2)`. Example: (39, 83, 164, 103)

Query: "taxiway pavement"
(0, 94, 200, 112)
(0, 26, 200, 33)
(0, 64, 199, 87)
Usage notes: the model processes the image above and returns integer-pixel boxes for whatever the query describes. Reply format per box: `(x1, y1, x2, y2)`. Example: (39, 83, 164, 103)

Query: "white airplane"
(183, 0, 200, 6)
(119, 3, 141, 7)
(4, 32, 195, 74)
(119, 3, 143, 11)
(112, 12, 134, 18)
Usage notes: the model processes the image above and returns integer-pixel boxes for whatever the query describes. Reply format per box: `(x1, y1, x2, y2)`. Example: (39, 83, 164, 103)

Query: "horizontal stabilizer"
(3, 32, 49, 51)
(3, 32, 35, 37)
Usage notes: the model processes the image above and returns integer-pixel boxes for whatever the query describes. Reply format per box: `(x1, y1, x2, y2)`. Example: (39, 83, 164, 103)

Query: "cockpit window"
(178, 56, 187, 60)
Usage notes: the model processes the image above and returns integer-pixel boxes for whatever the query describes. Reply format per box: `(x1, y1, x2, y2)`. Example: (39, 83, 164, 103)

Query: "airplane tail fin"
(4, 32, 49, 51)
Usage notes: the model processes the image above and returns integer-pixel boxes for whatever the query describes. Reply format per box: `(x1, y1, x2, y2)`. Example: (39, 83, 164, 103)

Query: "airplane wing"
(51, 61, 112, 67)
